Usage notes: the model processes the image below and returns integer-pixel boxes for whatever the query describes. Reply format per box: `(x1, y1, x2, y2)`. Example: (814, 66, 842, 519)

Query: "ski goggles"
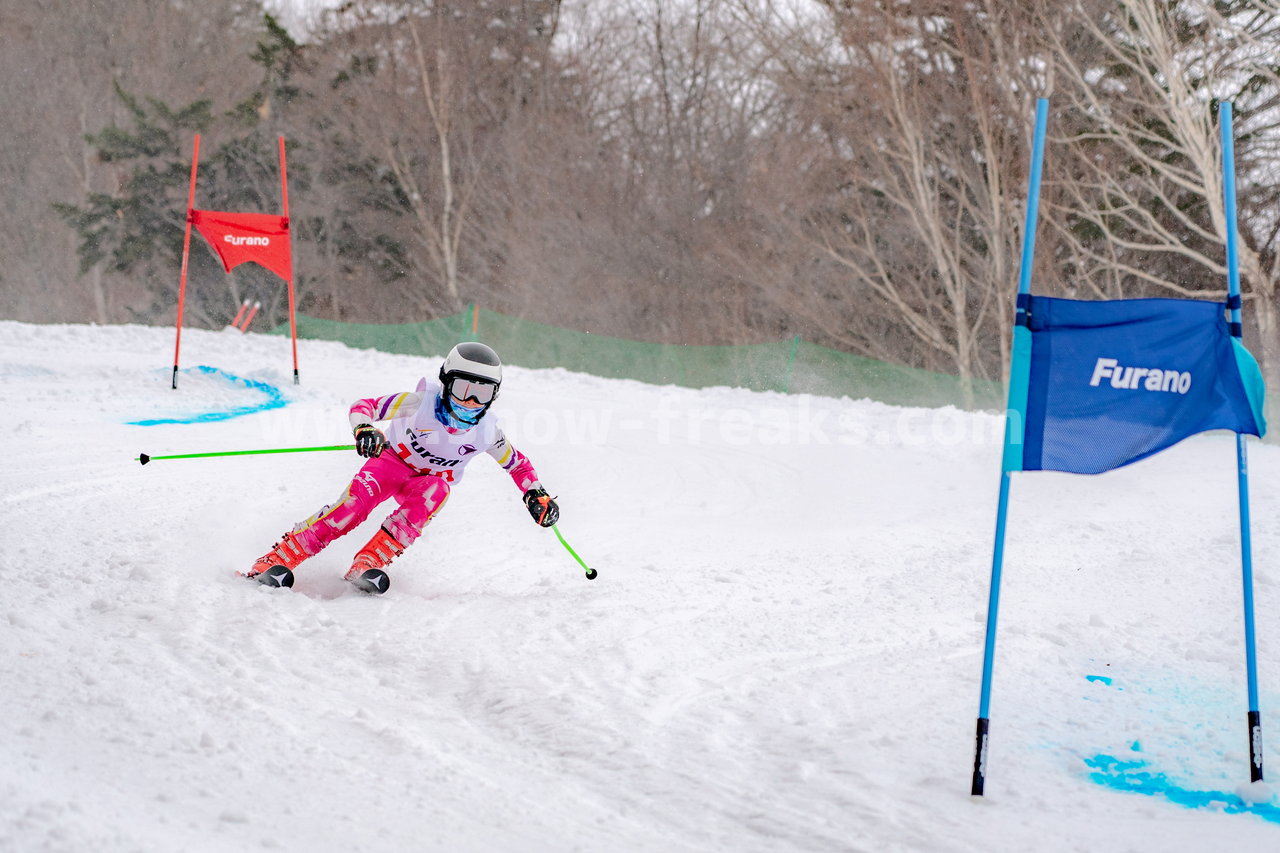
(449, 377, 497, 406)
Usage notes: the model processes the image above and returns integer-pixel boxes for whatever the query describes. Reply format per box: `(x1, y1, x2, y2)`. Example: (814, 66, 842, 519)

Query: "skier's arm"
(348, 392, 421, 429)
(348, 392, 420, 458)
(488, 429, 560, 527)
(487, 429, 541, 492)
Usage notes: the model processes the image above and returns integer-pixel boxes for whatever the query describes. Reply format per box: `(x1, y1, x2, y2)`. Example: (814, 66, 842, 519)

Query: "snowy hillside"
(2, 320, 1279, 852)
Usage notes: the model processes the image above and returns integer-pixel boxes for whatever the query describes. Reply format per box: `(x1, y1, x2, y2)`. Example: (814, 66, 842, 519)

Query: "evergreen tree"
(53, 84, 214, 317)
(55, 12, 408, 327)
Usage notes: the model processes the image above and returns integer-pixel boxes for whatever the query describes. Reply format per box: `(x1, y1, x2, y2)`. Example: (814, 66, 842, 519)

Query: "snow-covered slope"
(1, 320, 1278, 852)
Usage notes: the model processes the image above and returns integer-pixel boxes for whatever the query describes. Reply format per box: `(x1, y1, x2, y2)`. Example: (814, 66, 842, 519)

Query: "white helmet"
(438, 342, 502, 427)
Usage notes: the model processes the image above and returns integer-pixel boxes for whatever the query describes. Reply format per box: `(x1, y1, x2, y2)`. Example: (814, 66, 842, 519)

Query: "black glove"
(354, 423, 388, 458)
(523, 487, 559, 527)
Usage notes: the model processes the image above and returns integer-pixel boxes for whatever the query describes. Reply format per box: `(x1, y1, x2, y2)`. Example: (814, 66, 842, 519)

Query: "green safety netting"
(272, 307, 1004, 410)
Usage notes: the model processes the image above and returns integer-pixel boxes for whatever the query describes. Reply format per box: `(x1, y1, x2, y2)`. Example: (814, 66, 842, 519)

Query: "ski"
(348, 568, 390, 595)
(253, 565, 294, 589)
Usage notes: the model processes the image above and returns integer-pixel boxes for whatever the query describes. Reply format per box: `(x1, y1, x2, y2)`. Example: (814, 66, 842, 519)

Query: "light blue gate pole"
(972, 97, 1049, 796)
(1220, 101, 1264, 783)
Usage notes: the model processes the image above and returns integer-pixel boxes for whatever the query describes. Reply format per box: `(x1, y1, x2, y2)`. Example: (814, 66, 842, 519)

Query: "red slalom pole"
(172, 135, 201, 389)
(279, 135, 299, 385)
(230, 299, 250, 329)
(239, 301, 261, 332)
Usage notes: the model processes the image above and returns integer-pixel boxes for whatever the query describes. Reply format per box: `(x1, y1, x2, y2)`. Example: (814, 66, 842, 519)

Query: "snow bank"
(1, 320, 1277, 852)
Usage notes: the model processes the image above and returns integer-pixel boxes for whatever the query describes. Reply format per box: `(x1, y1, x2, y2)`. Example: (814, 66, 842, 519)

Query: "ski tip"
(254, 565, 295, 589)
(585, 568, 598, 580)
(350, 568, 390, 595)
(138, 453, 151, 465)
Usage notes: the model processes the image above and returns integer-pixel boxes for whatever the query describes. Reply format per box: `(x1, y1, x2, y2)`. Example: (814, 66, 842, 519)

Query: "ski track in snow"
(1, 320, 1279, 852)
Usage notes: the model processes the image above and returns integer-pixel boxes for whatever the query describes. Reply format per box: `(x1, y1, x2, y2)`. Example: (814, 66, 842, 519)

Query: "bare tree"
(312, 0, 562, 318)
(1042, 0, 1280, 417)
(18, 0, 1280, 417)
(752, 0, 1050, 401)
(0, 1, 262, 324)
(526, 0, 796, 344)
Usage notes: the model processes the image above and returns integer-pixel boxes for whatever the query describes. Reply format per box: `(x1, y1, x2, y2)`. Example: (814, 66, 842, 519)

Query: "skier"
(241, 342, 559, 593)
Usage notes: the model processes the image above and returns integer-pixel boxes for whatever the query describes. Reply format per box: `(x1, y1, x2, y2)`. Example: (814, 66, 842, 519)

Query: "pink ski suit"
(288, 378, 542, 557)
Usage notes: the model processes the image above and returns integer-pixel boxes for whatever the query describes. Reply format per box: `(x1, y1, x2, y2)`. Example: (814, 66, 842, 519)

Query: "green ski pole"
(137, 444, 355, 465)
(552, 524, 598, 580)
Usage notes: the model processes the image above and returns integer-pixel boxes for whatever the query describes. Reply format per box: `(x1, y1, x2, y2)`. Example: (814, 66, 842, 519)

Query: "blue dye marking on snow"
(1086, 675, 1113, 686)
(128, 366, 289, 426)
(1085, 755, 1280, 824)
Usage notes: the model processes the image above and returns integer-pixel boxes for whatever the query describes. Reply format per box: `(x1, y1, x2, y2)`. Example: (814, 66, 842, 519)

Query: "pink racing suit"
(288, 378, 542, 558)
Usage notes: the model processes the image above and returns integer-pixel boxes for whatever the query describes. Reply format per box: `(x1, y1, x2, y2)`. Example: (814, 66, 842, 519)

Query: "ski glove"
(523, 488, 560, 527)
(354, 423, 388, 458)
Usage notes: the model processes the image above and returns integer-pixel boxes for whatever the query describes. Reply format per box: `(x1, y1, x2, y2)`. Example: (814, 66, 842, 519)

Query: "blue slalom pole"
(972, 97, 1049, 796)
(1220, 101, 1264, 783)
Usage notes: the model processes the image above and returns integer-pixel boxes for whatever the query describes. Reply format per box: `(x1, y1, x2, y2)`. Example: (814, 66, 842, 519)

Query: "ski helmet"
(438, 342, 502, 427)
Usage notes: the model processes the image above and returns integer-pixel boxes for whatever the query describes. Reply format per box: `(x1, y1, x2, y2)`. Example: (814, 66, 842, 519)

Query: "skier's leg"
(291, 455, 415, 552)
(243, 455, 412, 577)
(384, 474, 452, 548)
(346, 475, 451, 582)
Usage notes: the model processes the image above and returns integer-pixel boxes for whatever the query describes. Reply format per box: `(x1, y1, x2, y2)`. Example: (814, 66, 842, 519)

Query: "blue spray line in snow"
(127, 365, 289, 426)
(1079, 675, 1276, 820)
(1086, 754, 1280, 824)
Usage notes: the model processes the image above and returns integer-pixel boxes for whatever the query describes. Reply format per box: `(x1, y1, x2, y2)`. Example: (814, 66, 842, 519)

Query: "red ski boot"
(345, 527, 402, 595)
(241, 532, 310, 588)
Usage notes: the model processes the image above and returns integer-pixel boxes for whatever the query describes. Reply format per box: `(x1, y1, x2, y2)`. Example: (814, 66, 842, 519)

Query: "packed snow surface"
(2, 320, 1279, 852)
